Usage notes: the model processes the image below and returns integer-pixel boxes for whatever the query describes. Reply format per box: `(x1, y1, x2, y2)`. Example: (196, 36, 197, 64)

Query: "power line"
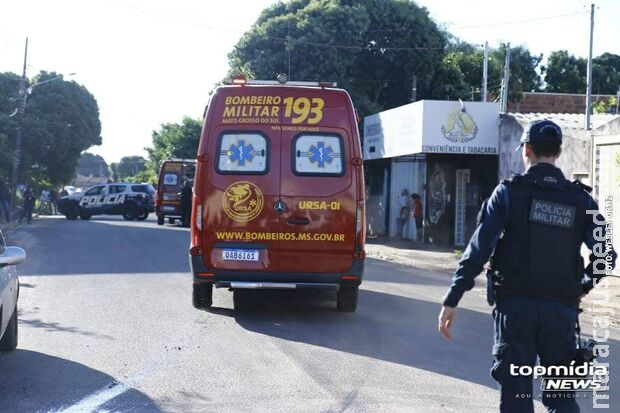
(452, 11, 587, 30)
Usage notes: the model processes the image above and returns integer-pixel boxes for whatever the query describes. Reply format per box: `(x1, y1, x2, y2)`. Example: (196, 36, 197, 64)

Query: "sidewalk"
(366, 237, 620, 327)
(365, 237, 460, 274)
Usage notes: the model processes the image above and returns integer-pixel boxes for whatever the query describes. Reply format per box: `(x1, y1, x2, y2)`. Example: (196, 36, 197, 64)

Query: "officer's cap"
(516, 120, 562, 151)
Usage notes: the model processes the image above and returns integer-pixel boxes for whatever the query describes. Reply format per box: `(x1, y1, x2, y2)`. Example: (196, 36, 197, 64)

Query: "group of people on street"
(0, 180, 65, 225)
(396, 189, 423, 241)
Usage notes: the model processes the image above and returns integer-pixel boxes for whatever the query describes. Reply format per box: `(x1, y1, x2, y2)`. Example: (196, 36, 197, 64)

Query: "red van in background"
(155, 159, 196, 225)
(189, 78, 365, 312)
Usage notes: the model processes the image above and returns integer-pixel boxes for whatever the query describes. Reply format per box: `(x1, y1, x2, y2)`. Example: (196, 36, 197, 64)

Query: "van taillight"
(196, 204, 203, 231)
(355, 200, 365, 258)
(355, 201, 363, 239)
(191, 195, 202, 249)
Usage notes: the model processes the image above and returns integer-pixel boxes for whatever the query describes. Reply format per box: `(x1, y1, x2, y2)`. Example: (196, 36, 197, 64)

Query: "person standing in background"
(396, 188, 410, 240)
(20, 185, 36, 224)
(179, 179, 193, 228)
(410, 193, 423, 241)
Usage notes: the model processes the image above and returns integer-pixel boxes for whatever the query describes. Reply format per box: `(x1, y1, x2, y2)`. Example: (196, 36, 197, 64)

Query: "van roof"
(227, 77, 337, 88)
(163, 159, 195, 163)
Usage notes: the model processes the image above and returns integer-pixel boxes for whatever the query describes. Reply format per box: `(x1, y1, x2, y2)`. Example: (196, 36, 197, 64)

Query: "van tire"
(157, 215, 164, 225)
(192, 283, 213, 309)
(337, 286, 358, 312)
(0, 304, 18, 351)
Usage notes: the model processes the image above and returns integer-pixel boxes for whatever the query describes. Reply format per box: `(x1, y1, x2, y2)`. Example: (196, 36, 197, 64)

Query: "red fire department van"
(190, 77, 365, 312)
(155, 159, 196, 225)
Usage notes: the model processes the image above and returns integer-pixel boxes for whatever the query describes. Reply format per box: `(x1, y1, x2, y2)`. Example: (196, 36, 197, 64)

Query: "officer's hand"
(438, 306, 456, 339)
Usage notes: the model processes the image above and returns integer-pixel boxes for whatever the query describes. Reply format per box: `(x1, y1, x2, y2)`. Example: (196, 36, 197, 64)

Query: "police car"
(58, 183, 155, 221)
(0, 229, 26, 351)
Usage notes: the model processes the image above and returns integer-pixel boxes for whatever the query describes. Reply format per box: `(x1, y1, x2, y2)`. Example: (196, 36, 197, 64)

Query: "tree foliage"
(0, 71, 101, 188)
(111, 155, 147, 180)
(542, 50, 587, 93)
(227, 0, 548, 111)
(142, 117, 202, 180)
(77, 152, 110, 178)
(228, 0, 447, 116)
(542, 51, 620, 95)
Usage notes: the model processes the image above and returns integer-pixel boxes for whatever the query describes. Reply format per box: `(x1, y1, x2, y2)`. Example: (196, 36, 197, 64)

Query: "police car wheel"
(337, 286, 358, 312)
(136, 212, 149, 221)
(64, 203, 79, 220)
(123, 204, 139, 220)
(0, 304, 18, 351)
(79, 213, 91, 220)
(192, 283, 213, 309)
(157, 216, 164, 225)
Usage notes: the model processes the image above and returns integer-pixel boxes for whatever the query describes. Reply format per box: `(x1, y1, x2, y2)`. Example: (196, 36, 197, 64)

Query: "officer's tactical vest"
(491, 166, 589, 305)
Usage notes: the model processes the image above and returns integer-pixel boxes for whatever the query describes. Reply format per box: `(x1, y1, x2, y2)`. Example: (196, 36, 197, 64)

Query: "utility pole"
(10, 37, 28, 213)
(501, 43, 511, 112)
(411, 75, 417, 102)
(585, 3, 595, 130)
(482, 41, 488, 102)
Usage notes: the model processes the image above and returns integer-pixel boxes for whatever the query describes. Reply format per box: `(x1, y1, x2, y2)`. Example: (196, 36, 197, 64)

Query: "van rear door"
(278, 90, 356, 274)
(203, 100, 282, 273)
(159, 163, 182, 211)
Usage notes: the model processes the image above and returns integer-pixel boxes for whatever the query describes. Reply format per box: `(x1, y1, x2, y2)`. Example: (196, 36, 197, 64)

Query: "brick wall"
(507, 93, 615, 114)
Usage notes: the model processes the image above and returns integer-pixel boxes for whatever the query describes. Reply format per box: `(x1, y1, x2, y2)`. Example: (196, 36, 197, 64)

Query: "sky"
(1, 0, 618, 163)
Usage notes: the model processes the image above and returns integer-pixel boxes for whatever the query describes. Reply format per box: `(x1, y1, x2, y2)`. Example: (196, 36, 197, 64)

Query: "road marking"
(55, 381, 129, 413)
(54, 359, 162, 413)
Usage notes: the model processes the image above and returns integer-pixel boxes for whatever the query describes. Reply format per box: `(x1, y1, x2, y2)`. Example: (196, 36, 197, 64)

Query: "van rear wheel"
(337, 286, 358, 312)
(157, 215, 164, 225)
(192, 283, 213, 310)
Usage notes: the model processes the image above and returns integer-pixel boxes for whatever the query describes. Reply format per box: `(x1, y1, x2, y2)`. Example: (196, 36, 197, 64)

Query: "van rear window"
(294, 134, 344, 176)
(163, 173, 179, 186)
(217, 133, 268, 174)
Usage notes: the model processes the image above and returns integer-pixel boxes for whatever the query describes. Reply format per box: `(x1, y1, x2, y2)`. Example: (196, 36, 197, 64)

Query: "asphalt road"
(0, 215, 617, 413)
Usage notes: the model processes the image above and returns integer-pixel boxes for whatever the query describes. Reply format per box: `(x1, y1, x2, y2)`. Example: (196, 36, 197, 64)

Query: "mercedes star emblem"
(274, 201, 286, 214)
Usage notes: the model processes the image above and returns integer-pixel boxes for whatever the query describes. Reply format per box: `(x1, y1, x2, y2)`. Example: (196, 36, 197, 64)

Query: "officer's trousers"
(491, 295, 579, 413)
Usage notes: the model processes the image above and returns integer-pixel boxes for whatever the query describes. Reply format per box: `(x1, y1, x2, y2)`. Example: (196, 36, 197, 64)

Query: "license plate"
(221, 249, 259, 262)
(161, 205, 176, 212)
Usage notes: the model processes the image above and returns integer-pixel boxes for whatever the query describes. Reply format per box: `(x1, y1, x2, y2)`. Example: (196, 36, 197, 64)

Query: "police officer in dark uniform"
(437, 120, 616, 413)
(179, 179, 193, 228)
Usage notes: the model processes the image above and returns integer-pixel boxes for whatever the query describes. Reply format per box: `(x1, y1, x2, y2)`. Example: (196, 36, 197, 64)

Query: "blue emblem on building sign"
(228, 140, 255, 166)
(308, 142, 335, 168)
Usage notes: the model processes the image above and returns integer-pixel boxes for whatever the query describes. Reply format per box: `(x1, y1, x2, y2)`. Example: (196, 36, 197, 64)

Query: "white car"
(0, 230, 26, 351)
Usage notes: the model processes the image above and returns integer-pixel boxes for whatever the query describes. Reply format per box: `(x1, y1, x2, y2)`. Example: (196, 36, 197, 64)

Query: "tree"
(227, 0, 447, 116)
(592, 53, 620, 95)
(77, 152, 110, 178)
(542, 50, 587, 93)
(0, 71, 101, 187)
(146, 117, 201, 172)
(111, 156, 147, 180)
(543, 51, 620, 95)
(506, 46, 542, 98)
